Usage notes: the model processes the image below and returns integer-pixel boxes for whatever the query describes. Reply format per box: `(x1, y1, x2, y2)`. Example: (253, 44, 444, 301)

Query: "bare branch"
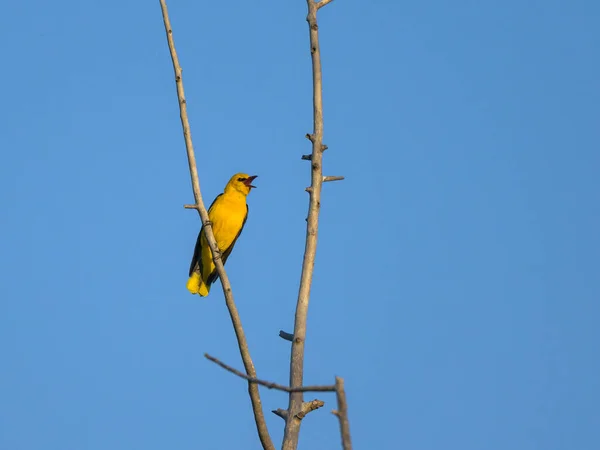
(323, 176, 345, 182)
(301, 154, 313, 161)
(317, 0, 334, 9)
(296, 399, 325, 420)
(282, 0, 333, 448)
(279, 330, 295, 341)
(159, 2, 274, 449)
(332, 377, 353, 450)
(272, 409, 288, 420)
(205, 354, 336, 392)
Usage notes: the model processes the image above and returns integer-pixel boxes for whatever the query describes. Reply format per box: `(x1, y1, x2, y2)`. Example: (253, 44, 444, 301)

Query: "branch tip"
(279, 330, 294, 342)
(334, 377, 353, 450)
(272, 409, 288, 420)
(317, 0, 334, 9)
(323, 176, 345, 182)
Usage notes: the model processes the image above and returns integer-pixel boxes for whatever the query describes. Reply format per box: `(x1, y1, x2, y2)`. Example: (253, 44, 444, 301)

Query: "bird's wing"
(206, 204, 248, 286)
(188, 194, 222, 276)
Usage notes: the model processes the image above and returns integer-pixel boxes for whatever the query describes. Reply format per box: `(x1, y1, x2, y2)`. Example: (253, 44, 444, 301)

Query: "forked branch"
(159, 2, 274, 449)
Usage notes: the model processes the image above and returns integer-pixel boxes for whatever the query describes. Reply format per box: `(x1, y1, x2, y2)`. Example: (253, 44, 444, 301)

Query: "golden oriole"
(186, 173, 257, 296)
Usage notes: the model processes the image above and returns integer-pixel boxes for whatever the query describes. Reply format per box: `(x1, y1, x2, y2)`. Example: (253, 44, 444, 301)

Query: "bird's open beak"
(244, 175, 258, 189)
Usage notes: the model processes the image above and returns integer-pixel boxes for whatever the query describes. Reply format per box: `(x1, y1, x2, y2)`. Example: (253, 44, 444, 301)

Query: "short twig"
(205, 354, 336, 392)
(272, 409, 288, 420)
(296, 399, 325, 420)
(279, 330, 294, 342)
(317, 0, 334, 9)
(323, 175, 345, 182)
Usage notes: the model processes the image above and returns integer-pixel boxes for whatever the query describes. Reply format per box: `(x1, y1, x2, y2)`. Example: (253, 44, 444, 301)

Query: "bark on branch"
(159, 2, 274, 449)
(332, 377, 353, 450)
(282, 0, 334, 448)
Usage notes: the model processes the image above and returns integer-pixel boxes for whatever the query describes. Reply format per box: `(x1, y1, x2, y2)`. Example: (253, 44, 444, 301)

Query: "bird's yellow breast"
(208, 193, 247, 252)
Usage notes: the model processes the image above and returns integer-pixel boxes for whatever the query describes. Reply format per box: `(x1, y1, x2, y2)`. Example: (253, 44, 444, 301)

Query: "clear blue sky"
(1, 0, 598, 449)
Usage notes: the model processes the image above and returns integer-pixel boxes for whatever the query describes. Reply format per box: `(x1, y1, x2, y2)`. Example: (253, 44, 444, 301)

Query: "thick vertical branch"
(282, 1, 331, 449)
(159, 2, 274, 449)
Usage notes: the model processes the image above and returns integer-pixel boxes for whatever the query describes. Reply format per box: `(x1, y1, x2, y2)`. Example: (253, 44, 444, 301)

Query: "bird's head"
(225, 173, 258, 195)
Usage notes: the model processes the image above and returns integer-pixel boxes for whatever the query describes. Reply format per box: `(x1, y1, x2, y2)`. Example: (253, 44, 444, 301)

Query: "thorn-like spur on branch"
(159, 2, 274, 450)
(323, 175, 345, 182)
(332, 377, 353, 450)
(317, 0, 334, 9)
(279, 330, 295, 342)
(205, 354, 336, 392)
(296, 399, 325, 420)
(272, 409, 288, 420)
(301, 154, 313, 161)
(305, 133, 315, 142)
(183, 204, 198, 209)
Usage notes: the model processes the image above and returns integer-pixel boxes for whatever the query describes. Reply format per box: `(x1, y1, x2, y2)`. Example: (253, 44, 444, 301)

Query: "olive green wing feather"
(188, 194, 222, 277)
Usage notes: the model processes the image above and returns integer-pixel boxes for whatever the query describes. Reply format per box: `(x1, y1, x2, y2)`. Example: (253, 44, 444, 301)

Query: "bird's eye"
(237, 177, 247, 182)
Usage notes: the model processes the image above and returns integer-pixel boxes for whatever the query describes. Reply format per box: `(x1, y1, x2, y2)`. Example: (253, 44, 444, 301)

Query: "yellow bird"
(186, 173, 257, 296)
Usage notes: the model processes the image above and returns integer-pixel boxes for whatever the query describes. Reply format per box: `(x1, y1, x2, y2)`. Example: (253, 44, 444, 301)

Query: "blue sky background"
(1, 0, 599, 449)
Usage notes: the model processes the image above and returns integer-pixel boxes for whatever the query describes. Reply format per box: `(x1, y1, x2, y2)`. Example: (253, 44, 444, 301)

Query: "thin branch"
(282, 1, 332, 448)
(279, 330, 295, 341)
(317, 0, 334, 9)
(205, 354, 336, 392)
(159, 2, 274, 449)
(332, 377, 353, 450)
(323, 176, 345, 182)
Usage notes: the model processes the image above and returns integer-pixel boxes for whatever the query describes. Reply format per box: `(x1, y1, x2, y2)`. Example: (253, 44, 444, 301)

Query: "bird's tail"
(186, 273, 210, 296)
